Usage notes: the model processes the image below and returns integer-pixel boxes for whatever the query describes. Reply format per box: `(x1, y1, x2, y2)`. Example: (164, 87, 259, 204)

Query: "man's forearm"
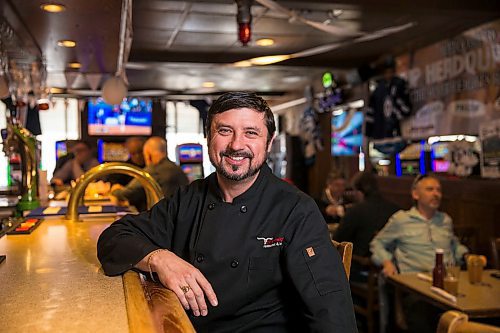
(134, 248, 166, 272)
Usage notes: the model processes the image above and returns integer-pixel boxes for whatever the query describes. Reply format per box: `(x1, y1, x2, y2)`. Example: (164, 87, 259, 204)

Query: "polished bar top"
(0, 217, 129, 332)
(389, 271, 500, 317)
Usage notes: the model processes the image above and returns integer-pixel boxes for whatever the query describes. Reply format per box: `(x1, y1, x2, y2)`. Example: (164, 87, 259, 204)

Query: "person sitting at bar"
(50, 140, 99, 186)
(98, 92, 357, 332)
(105, 137, 146, 186)
(370, 174, 468, 333)
(315, 172, 351, 224)
(109, 136, 188, 212)
(334, 170, 399, 282)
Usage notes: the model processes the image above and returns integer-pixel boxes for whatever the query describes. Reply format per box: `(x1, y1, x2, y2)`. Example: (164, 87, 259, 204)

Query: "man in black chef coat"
(97, 92, 357, 332)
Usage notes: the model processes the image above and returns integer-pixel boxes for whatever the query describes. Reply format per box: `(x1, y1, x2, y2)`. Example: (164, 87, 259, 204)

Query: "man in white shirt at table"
(370, 174, 468, 333)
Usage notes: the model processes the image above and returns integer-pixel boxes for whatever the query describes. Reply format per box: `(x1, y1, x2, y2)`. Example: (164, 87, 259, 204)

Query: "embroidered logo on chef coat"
(257, 237, 284, 248)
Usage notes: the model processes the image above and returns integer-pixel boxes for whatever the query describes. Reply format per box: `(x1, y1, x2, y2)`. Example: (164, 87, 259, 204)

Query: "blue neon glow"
(395, 153, 402, 177)
(97, 139, 104, 163)
(420, 140, 426, 175)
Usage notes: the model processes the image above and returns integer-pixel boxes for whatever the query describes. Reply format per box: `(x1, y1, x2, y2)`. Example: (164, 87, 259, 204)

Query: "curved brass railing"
(65, 162, 164, 222)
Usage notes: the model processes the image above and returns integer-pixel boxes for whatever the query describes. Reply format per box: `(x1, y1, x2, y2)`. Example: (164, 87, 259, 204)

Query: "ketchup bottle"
(432, 248, 446, 289)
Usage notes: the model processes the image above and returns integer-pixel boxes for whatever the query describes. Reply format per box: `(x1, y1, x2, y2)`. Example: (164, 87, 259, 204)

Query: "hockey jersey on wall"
(365, 76, 411, 139)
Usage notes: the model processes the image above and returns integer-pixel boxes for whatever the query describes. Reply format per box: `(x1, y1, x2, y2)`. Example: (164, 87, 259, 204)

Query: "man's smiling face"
(208, 108, 272, 182)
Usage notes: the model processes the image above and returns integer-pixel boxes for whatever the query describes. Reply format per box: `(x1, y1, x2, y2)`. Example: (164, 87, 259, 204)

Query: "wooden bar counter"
(0, 217, 129, 332)
(0, 215, 195, 333)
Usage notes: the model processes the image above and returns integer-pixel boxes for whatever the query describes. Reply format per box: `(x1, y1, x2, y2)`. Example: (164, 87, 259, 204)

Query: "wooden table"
(388, 271, 500, 318)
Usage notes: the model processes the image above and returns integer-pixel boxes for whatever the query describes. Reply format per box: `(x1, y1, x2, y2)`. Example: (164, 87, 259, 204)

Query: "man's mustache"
(220, 148, 253, 159)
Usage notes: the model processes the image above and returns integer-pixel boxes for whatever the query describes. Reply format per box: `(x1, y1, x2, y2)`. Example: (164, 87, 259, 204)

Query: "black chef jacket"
(97, 164, 357, 333)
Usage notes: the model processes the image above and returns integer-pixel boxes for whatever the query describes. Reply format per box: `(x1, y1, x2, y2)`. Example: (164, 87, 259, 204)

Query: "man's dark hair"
(326, 171, 346, 184)
(352, 171, 379, 197)
(73, 140, 92, 150)
(206, 92, 276, 144)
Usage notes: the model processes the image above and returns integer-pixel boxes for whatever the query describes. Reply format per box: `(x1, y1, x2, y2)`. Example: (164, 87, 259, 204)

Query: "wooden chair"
(454, 226, 478, 253)
(437, 311, 500, 333)
(489, 237, 500, 270)
(349, 255, 380, 333)
(331, 239, 353, 280)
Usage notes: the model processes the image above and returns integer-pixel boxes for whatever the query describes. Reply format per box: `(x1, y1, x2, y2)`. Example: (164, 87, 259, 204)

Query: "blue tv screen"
(88, 97, 152, 136)
(331, 111, 363, 156)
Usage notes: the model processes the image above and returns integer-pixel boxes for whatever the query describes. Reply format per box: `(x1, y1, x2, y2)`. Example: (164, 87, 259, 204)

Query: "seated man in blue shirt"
(370, 174, 468, 333)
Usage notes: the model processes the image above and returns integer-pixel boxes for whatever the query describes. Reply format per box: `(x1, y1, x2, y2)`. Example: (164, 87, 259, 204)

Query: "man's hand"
(149, 250, 218, 317)
(51, 178, 64, 186)
(325, 204, 339, 217)
(382, 260, 398, 276)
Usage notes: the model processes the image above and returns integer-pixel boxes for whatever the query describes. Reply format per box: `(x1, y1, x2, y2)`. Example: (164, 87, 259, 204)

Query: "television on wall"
(88, 97, 153, 136)
(331, 111, 363, 156)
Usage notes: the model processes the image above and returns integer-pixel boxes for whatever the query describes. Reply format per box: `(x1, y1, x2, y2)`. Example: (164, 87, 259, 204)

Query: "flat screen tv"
(88, 97, 152, 136)
(331, 111, 363, 156)
(177, 143, 203, 163)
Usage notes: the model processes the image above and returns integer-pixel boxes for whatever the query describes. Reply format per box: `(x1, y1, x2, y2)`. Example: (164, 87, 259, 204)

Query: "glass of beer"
(466, 255, 486, 284)
(444, 265, 460, 295)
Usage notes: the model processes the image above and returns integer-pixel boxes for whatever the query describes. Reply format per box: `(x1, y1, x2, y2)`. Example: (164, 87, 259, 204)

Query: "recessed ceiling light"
(202, 81, 215, 88)
(57, 40, 76, 48)
(40, 3, 66, 13)
(332, 9, 343, 17)
(248, 55, 291, 66)
(255, 38, 275, 47)
(49, 87, 64, 94)
(282, 76, 302, 83)
(234, 60, 252, 68)
(68, 62, 81, 69)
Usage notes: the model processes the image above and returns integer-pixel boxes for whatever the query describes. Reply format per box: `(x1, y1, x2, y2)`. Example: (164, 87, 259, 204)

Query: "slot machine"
(176, 143, 204, 183)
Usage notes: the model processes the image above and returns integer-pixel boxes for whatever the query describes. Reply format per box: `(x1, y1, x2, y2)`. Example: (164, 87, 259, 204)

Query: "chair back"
(437, 311, 500, 333)
(454, 226, 478, 253)
(349, 255, 380, 333)
(331, 240, 353, 280)
(490, 237, 500, 269)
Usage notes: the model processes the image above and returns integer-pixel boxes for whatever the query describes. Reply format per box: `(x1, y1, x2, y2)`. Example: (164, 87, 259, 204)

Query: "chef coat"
(97, 164, 357, 332)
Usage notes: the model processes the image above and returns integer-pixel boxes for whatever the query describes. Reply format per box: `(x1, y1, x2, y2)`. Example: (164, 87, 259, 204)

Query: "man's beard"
(210, 147, 267, 181)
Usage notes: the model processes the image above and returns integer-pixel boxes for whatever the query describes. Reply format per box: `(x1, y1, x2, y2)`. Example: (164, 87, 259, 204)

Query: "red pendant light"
(236, 0, 252, 46)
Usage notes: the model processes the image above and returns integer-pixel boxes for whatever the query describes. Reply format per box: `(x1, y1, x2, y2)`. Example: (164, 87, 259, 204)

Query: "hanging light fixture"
(102, 0, 131, 105)
(236, 0, 252, 46)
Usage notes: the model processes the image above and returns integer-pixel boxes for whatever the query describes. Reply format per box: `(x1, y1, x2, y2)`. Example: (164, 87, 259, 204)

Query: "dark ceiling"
(0, 0, 499, 100)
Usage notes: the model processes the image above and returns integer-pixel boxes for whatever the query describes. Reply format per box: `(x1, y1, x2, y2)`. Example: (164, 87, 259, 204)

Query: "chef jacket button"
(196, 254, 205, 263)
(208, 203, 215, 210)
(240, 205, 247, 213)
(230, 259, 239, 268)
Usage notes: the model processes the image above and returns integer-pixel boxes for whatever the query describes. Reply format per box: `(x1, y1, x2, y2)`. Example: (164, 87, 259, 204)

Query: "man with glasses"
(370, 174, 468, 332)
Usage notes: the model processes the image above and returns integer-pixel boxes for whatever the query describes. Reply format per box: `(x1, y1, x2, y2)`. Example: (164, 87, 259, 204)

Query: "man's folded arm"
(97, 198, 175, 276)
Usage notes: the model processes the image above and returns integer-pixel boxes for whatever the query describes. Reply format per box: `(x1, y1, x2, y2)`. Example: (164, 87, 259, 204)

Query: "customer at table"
(334, 170, 399, 282)
(315, 172, 351, 224)
(370, 174, 468, 333)
(98, 92, 357, 332)
(105, 137, 146, 186)
(50, 140, 99, 186)
(110, 136, 188, 212)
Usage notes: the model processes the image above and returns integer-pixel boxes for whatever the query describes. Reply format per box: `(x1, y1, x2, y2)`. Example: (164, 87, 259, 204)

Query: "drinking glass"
(444, 263, 460, 295)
